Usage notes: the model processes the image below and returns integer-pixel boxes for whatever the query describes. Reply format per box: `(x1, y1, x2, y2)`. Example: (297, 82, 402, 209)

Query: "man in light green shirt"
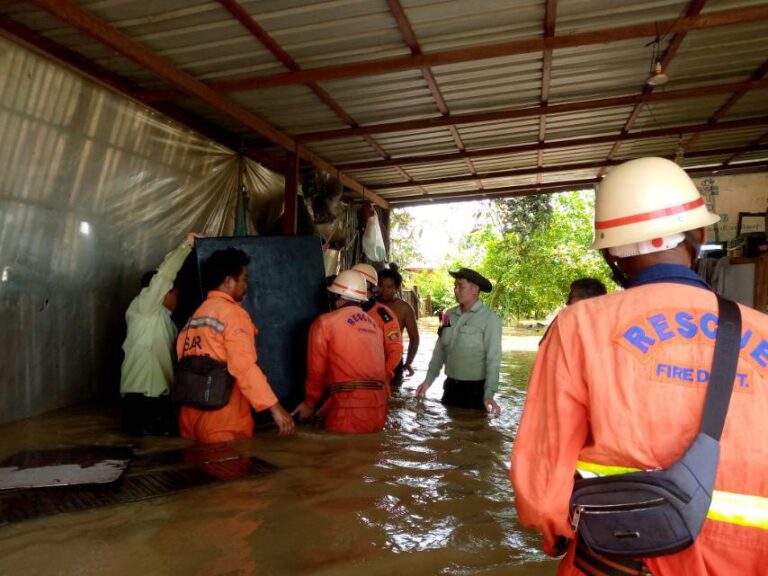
(120, 232, 200, 434)
(416, 267, 502, 415)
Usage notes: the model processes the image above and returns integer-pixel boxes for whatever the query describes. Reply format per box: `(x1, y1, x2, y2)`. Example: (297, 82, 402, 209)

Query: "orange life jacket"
(176, 291, 278, 444)
(305, 305, 388, 433)
(511, 283, 768, 575)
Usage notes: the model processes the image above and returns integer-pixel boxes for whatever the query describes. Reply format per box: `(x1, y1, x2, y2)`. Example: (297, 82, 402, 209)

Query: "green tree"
(474, 190, 610, 320)
(389, 208, 423, 267)
(409, 267, 455, 313)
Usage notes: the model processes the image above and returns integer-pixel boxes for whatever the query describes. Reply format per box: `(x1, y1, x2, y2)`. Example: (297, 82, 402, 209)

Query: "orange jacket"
(511, 282, 768, 575)
(305, 305, 388, 433)
(177, 291, 278, 444)
(364, 301, 403, 382)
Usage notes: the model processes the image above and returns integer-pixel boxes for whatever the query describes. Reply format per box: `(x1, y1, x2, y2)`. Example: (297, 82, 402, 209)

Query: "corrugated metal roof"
(1, 0, 766, 206)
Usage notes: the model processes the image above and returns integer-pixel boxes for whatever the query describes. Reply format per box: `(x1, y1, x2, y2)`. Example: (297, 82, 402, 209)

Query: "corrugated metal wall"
(0, 37, 285, 424)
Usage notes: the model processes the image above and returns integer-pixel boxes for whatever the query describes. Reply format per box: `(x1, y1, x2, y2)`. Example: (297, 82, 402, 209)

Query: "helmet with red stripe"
(351, 263, 378, 286)
(328, 270, 369, 302)
(591, 157, 720, 255)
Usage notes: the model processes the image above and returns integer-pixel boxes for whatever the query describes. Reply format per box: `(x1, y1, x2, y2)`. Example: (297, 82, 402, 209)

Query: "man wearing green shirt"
(120, 232, 200, 435)
(416, 268, 502, 415)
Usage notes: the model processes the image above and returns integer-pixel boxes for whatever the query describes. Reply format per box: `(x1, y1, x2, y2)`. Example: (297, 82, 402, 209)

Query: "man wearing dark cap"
(416, 267, 502, 415)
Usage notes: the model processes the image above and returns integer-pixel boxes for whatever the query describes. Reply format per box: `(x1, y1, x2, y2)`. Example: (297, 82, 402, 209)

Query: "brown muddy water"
(0, 318, 557, 576)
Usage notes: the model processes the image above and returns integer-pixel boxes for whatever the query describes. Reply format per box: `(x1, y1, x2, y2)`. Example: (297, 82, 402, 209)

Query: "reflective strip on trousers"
(576, 460, 768, 530)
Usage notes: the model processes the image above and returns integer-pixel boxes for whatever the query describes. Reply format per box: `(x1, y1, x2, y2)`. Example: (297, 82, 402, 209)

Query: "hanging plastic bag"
(362, 212, 387, 262)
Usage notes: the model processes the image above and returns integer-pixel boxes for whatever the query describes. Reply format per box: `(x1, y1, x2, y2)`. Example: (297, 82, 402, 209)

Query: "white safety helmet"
(591, 157, 720, 256)
(351, 263, 378, 285)
(328, 270, 368, 302)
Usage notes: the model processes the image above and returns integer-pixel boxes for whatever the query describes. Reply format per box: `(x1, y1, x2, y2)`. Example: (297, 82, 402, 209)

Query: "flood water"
(0, 318, 557, 576)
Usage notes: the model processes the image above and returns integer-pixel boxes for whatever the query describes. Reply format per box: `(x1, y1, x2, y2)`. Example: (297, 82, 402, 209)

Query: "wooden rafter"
(723, 131, 768, 166)
(218, 0, 423, 201)
(389, 179, 602, 207)
(386, 0, 482, 193)
(337, 116, 768, 171)
(388, 161, 768, 207)
(31, 0, 389, 208)
(293, 79, 768, 142)
(684, 58, 768, 152)
(537, 0, 558, 187)
(599, 0, 709, 177)
(144, 6, 768, 94)
(367, 145, 768, 191)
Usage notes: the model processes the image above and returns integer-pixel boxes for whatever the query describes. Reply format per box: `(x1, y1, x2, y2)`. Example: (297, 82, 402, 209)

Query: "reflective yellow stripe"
(576, 460, 768, 530)
(576, 460, 640, 476)
(710, 491, 768, 530)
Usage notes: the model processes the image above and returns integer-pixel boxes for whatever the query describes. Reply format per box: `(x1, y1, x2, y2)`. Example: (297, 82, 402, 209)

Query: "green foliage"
(409, 267, 455, 313)
(390, 191, 612, 321)
(472, 191, 612, 320)
(389, 208, 423, 267)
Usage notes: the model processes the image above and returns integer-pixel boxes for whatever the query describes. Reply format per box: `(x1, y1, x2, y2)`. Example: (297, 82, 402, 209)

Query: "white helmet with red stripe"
(591, 157, 720, 255)
(328, 270, 368, 302)
(351, 263, 378, 285)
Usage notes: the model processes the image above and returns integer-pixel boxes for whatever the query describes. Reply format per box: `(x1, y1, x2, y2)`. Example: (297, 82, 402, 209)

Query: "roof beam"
(293, 79, 768, 142)
(537, 0, 558, 185)
(683, 58, 768, 151)
(338, 116, 768, 171)
(388, 161, 768, 207)
(599, 0, 708, 177)
(187, 6, 768, 93)
(386, 0, 482, 193)
(722, 131, 768, 166)
(368, 145, 768, 191)
(32, 0, 389, 208)
(390, 179, 603, 207)
(217, 0, 418, 196)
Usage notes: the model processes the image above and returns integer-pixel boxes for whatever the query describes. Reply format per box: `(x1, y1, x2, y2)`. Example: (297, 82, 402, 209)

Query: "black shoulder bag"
(171, 326, 235, 410)
(569, 295, 741, 558)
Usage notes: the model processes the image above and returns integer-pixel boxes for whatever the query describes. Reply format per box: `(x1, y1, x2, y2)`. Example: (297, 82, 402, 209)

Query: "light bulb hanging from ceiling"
(648, 60, 669, 86)
(646, 30, 669, 86)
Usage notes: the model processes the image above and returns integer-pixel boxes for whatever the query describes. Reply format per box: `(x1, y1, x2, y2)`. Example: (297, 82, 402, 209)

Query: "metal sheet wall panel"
(0, 38, 285, 424)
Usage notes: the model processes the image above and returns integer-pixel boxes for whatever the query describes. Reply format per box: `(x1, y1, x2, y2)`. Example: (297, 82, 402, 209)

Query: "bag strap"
(699, 295, 742, 440)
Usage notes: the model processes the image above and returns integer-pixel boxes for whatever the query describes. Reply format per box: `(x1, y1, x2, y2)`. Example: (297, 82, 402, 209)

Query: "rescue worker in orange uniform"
(292, 270, 388, 433)
(511, 157, 768, 575)
(176, 248, 294, 443)
(351, 263, 403, 389)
